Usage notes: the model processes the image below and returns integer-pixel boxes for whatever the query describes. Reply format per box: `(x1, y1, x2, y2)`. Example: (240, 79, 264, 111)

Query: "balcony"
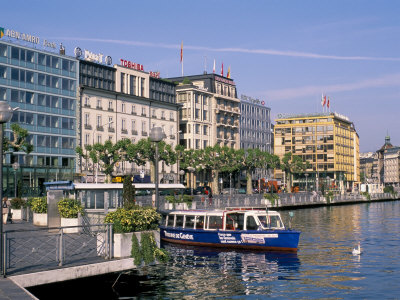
(131, 130, 138, 135)
(121, 129, 128, 134)
(96, 106, 103, 110)
(141, 113, 147, 117)
(170, 135, 176, 139)
(83, 104, 91, 108)
(96, 126, 104, 132)
(161, 116, 166, 120)
(142, 131, 148, 136)
(84, 124, 92, 130)
(108, 108, 114, 112)
(131, 111, 137, 115)
(108, 127, 115, 133)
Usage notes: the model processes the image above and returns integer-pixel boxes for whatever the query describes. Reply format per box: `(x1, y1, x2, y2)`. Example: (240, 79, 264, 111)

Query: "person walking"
(2, 197, 11, 224)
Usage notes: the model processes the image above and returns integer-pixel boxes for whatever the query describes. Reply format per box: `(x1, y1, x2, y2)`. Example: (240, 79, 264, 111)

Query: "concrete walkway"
(0, 278, 37, 299)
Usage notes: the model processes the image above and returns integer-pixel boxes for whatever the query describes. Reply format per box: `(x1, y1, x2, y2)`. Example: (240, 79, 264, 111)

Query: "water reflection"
(29, 201, 400, 299)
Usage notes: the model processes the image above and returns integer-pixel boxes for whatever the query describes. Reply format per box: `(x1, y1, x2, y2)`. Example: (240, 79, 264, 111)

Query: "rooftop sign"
(215, 75, 235, 86)
(0, 26, 57, 50)
(74, 47, 113, 65)
(241, 94, 265, 106)
(120, 58, 144, 71)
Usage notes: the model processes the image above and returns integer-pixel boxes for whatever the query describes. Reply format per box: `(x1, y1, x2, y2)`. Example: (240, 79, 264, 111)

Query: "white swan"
(352, 242, 362, 255)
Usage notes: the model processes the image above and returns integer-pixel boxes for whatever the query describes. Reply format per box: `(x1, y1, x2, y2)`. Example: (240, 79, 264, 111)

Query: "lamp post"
(305, 173, 309, 192)
(187, 167, 195, 196)
(327, 176, 330, 191)
(0, 101, 14, 276)
(150, 127, 165, 212)
(92, 120, 113, 183)
(12, 162, 19, 198)
(229, 173, 232, 196)
(179, 170, 185, 185)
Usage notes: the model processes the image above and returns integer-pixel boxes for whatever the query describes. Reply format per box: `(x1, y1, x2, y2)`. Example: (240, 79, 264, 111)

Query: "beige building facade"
(78, 60, 179, 183)
(274, 112, 360, 192)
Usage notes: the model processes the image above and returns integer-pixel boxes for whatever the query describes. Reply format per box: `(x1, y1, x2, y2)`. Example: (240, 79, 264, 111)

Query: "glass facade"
(0, 40, 78, 196)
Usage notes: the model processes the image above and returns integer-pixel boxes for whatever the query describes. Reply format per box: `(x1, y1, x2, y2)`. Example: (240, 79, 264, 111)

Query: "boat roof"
(166, 209, 281, 216)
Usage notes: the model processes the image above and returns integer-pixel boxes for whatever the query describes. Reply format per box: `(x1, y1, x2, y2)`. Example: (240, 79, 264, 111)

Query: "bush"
(31, 197, 47, 214)
(58, 198, 84, 218)
(263, 193, 279, 206)
(384, 186, 395, 194)
(105, 207, 160, 233)
(10, 198, 26, 209)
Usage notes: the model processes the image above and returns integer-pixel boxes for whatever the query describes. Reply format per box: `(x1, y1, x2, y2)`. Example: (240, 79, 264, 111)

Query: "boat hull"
(160, 226, 300, 252)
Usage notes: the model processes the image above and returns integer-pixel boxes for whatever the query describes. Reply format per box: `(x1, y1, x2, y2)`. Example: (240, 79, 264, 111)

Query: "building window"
(120, 73, 125, 93)
(161, 111, 165, 119)
(122, 119, 126, 130)
(84, 134, 90, 145)
(84, 113, 90, 126)
(141, 78, 145, 96)
(203, 125, 208, 135)
(170, 111, 174, 121)
(130, 75, 136, 95)
(108, 117, 113, 128)
(84, 97, 90, 107)
(131, 105, 136, 114)
(108, 100, 113, 111)
(96, 99, 102, 109)
(121, 102, 126, 113)
(141, 107, 146, 116)
(96, 115, 102, 128)
(195, 124, 200, 134)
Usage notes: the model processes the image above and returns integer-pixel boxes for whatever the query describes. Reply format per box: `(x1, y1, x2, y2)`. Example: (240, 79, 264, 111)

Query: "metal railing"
(2, 223, 113, 276)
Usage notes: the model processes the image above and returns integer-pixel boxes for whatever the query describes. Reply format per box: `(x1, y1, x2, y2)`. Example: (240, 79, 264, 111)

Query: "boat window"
(208, 215, 223, 229)
(270, 216, 283, 228)
(175, 215, 184, 228)
(167, 215, 175, 227)
(195, 216, 204, 229)
(184, 215, 195, 229)
(161, 214, 167, 226)
(226, 213, 244, 230)
(258, 216, 268, 228)
(246, 216, 258, 230)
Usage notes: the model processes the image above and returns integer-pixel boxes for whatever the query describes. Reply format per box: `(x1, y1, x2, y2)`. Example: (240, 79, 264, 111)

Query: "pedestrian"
(2, 197, 11, 224)
(208, 188, 213, 206)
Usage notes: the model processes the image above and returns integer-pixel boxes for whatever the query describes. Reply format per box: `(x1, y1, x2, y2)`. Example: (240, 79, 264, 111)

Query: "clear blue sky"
(2, 0, 399, 152)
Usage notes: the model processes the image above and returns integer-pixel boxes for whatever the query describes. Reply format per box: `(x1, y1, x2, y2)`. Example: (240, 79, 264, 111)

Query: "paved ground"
(0, 221, 38, 299)
(0, 219, 109, 299)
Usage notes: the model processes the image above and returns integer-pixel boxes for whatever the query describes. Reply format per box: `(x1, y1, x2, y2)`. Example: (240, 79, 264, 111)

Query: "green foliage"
(105, 207, 160, 233)
(263, 193, 279, 206)
(131, 233, 142, 266)
(122, 176, 136, 209)
(384, 185, 395, 194)
(165, 195, 176, 203)
(130, 232, 169, 266)
(10, 197, 26, 209)
(4, 124, 33, 154)
(31, 197, 47, 213)
(182, 78, 192, 84)
(361, 191, 371, 200)
(140, 232, 156, 264)
(57, 198, 84, 218)
(326, 191, 334, 203)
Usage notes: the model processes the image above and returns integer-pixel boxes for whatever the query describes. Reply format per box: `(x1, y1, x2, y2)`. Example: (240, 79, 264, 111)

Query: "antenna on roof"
(204, 56, 207, 74)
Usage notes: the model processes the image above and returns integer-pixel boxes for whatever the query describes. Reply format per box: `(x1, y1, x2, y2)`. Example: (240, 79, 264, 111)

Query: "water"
(29, 201, 400, 299)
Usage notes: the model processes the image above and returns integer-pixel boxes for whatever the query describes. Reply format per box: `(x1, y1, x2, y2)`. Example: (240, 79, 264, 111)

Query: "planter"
(33, 213, 47, 226)
(61, 217, 80, 233)
(113, 230, 160, 258)
(11, 208, 25, 220)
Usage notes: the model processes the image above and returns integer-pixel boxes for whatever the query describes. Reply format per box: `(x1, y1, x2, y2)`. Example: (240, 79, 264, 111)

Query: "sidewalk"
(0, 221, 37, 299)
(0, 277, 36, 299)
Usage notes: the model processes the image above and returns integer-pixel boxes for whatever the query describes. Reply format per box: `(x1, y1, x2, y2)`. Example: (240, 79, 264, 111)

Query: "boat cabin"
(162, 209, 285, 231)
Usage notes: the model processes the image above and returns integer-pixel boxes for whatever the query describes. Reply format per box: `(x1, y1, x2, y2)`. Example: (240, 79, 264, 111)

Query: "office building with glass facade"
(0, 39, 78, 196)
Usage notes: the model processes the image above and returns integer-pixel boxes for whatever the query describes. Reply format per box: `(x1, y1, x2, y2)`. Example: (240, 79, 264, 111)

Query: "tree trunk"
(212, 170, 219, 194)
(246, 170, 253, 194)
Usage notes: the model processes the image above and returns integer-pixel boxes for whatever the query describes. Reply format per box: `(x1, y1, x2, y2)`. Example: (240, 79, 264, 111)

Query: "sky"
(2, 0, 399, 152)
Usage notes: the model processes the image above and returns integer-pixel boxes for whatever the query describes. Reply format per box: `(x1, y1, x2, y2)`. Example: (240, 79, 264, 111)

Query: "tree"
(281, 152, 310, 192)
(122, 175, 136, 209)
(241, 149, 264, 194)
(5, 124, 33, 163)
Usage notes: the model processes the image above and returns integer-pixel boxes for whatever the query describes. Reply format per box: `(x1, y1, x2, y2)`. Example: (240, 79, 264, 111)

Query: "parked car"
(235, 188, 246, 194)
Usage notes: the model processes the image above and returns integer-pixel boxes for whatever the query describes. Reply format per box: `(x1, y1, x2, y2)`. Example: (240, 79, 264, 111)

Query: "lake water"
(29, 201, 400, 299)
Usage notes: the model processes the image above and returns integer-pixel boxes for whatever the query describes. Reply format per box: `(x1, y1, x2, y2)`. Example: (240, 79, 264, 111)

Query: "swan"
(352, 242, 361, 255)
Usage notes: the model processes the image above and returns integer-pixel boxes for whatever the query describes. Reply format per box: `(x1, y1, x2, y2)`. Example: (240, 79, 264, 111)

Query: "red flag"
(221, 62, 224, 76)
(322, 95, 326, 107)
(327, 97, 330, 108)
(180, 41, 183, 63)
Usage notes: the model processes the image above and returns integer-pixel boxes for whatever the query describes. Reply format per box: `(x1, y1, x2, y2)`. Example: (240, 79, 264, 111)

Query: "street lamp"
(0, 101, 13, 276)
(187, 167, 195, 196)
(229, 173, 232, 196)
(179, 170, 185, 185)
(305, 173, 309, 192)
(150, 127, 165, 212)
(92, 120, 113, 183)
(12, 162, 19, 198)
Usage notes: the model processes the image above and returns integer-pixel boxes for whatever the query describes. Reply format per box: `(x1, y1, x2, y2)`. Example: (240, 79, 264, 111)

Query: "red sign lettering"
(120, 59, 144, 71)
